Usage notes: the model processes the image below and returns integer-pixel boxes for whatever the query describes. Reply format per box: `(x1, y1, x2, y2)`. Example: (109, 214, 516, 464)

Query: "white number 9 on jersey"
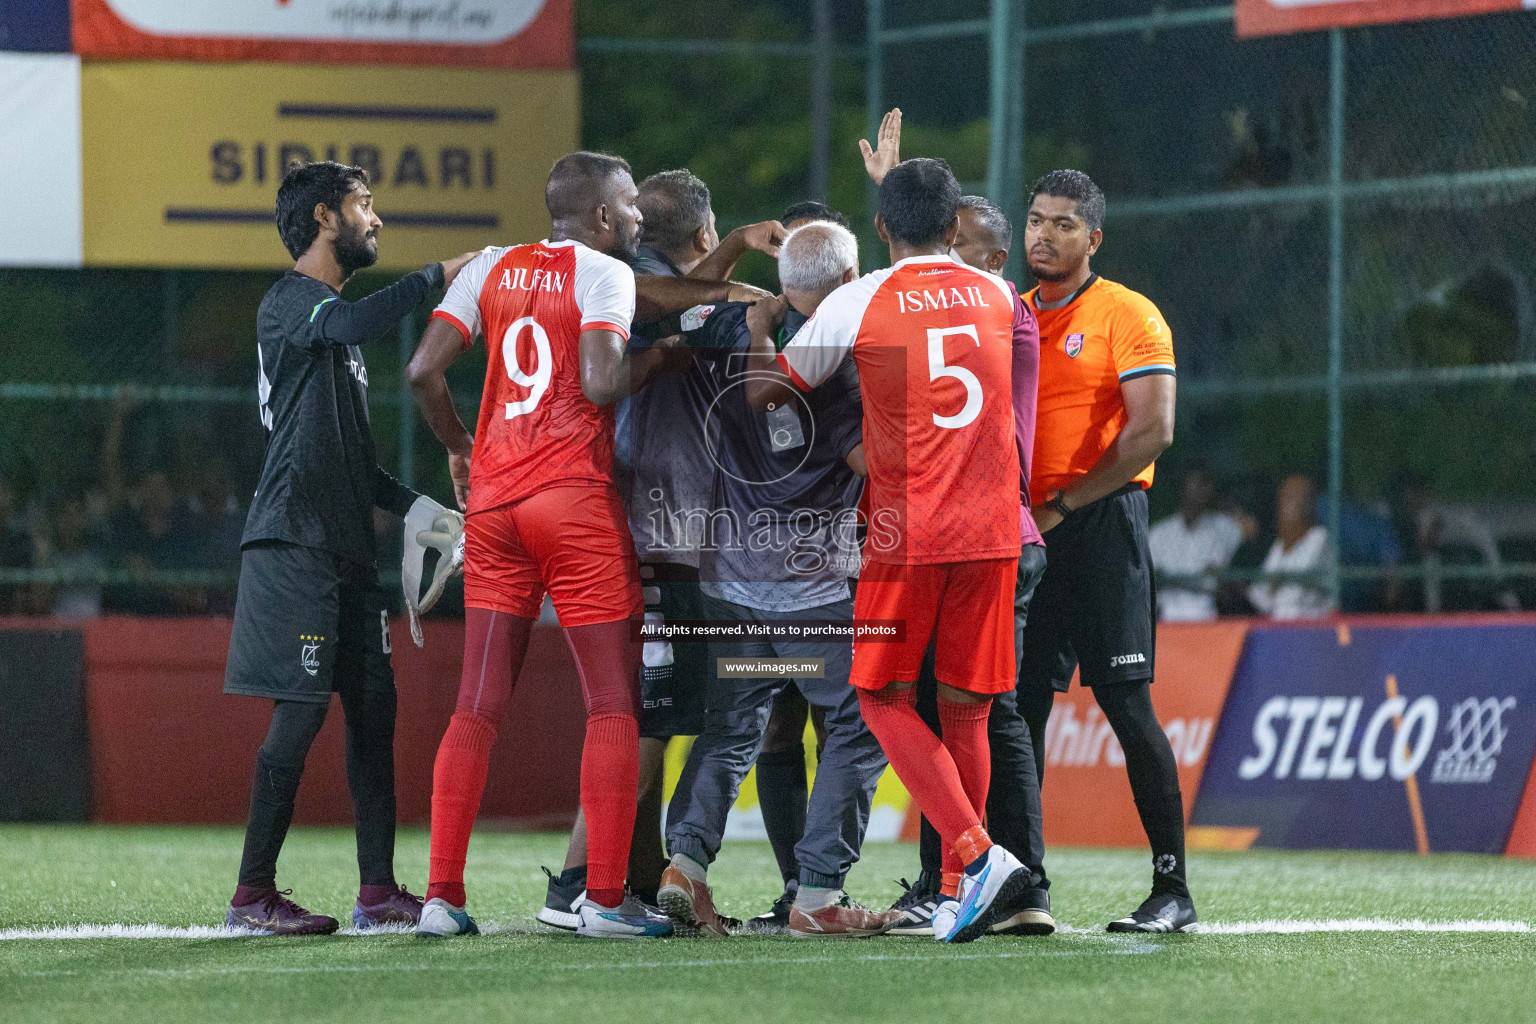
(502, 316, 552, 419)
(927, 324, 983, 429)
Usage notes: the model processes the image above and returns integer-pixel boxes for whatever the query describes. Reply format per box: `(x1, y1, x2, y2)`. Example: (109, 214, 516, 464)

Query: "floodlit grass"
(2, 826, 1534, 1023)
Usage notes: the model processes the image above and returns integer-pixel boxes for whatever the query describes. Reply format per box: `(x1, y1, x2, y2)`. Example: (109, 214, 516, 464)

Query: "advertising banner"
(1038, 621, 1249, 847)
(81, 61, 577, 270)
(1236, 0, 1531, 38)
(73, 0, 572, 69)
(0, 52, 83, 267)
(0, 628, 89, 822)
(682, 621, 1249, 847)
(1, 0, 71, 52)
(1191, 620, 1536, 854)
(1503, 757, 1536, 856)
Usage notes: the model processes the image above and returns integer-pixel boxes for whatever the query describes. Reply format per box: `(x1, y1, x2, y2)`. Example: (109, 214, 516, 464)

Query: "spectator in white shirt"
(1249, 475, 1333, 620)
(1150, 466, 1243, 621)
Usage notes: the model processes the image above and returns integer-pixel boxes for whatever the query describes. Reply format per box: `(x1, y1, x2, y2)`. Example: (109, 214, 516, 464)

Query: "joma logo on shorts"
(1111, 653, 1146, 668)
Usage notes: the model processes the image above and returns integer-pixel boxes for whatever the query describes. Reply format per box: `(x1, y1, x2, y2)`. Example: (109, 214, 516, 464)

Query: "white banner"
(97, 0, 548, 44)
(0, 53, 82, 268)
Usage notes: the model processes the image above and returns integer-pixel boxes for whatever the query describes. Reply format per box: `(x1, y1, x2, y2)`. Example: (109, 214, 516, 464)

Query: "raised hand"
(731, 220, 789, 258)
(745, 293, 789, 338)
(859, 107, 903, 185)
(727, 282, 776, 304)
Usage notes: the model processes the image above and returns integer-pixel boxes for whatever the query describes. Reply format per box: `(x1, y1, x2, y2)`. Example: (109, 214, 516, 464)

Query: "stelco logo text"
(1237, 695, 1514, 784)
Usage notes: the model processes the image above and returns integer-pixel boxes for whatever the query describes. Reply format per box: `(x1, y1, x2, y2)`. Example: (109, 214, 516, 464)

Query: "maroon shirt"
(1010, 280, 1044, 548)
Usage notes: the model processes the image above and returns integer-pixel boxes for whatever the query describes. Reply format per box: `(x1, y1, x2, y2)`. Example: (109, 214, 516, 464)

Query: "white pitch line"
(0, 922, 422, 941)
(1190, 919, 1532, 935)
(0, 924, 261, 940)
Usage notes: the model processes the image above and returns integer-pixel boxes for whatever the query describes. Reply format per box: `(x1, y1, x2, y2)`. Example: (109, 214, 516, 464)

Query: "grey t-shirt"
(688, 304, 865, 613)
(612, 245, 718, 568)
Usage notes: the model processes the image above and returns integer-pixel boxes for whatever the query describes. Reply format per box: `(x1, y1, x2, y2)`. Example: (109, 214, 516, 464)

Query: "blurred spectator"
(1223, 107, 1294, 190)
(0, 476, 41, 614)
(1389, 471, 1520, 613)
(1327, 494, 1403, 613)
(101, 395, 209, 615)
(1211, 477, 1267, 616)
(1149, 465, 1243, 621)
(41, 495, 107, 618)
(108, 470, 207, 615)
(1249, 474, 1333, 620)
(1220, 477, 1269, 572)
(189, 460, 245, 615)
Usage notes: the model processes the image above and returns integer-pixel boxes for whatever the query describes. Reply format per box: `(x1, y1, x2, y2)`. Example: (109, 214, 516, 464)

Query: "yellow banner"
(82, 62, 577, 269)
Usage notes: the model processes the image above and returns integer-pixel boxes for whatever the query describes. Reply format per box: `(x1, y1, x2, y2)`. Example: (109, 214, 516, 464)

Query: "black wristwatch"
(1045, 490, 1075, 519)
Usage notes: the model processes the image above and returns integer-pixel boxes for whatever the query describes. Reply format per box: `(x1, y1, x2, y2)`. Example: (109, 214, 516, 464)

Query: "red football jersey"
(778, 255, 1021, 565)
(431, 239, 635, 515)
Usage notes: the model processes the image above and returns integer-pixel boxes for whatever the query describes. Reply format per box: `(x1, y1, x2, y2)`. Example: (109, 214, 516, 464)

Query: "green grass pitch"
(2, 825, 1535, 1023)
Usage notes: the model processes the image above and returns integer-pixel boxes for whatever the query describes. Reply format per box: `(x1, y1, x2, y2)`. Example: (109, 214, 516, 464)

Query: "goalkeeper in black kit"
(222, 161, 478, 935)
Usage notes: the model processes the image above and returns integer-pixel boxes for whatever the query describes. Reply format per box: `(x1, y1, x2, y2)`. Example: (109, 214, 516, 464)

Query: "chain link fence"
(2, 2, 1534, 618)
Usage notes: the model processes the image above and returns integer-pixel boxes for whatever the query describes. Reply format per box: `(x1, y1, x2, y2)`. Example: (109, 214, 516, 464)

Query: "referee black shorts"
(224, 541, 394, 703)
(1018, 484, 1156, 693)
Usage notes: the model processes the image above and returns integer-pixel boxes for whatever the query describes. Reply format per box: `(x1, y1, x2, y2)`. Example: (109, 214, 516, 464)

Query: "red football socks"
(426, 712, 497, 908)
(565, 618, 643, 909)
(937, 696, 993, 878)
(580, 713, 640, 908)
(954, 824, 994, 870)
(857, 686, 985, 858)
(426, 609, 534, 908)
(428, 611, 644, 910)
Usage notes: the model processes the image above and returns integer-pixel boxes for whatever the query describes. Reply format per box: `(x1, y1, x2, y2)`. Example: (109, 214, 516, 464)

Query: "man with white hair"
(654, 220, 900, 938)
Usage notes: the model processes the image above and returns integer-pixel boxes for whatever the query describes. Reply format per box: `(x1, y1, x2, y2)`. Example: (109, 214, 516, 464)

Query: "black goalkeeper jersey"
(241, 265, 441, 569)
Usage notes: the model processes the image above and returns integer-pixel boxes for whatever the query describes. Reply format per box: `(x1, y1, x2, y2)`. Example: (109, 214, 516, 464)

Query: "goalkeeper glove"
(401, 494, 464, 648)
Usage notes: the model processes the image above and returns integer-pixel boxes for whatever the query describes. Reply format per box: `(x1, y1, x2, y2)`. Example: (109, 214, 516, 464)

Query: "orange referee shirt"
(1026, 274, 1174, 506)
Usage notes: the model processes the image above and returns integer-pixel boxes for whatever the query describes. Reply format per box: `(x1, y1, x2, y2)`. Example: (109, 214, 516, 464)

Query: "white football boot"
(416, 897, 479, 937)
(575, 894, 674, 938)
(946, 845, 1030, 943)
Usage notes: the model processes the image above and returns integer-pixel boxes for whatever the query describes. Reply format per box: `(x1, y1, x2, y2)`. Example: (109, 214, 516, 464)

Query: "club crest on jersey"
(299, 634, 323, 677)
(1065, 333, 1084, 358)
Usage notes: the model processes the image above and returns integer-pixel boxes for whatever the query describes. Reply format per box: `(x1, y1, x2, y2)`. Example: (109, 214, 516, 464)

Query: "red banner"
(1039, 621, 1249, 848)
(1236, 0, 1525, 37)
(74, 616, 584, 827)
(73, 0, 573, 69)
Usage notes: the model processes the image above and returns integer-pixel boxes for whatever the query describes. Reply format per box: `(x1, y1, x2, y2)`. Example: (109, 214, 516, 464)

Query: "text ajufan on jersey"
(497, 266, 567, 294)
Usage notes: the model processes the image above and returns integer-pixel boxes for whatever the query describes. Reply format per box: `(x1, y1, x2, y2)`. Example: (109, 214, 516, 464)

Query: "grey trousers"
(665, 595, 888, 889)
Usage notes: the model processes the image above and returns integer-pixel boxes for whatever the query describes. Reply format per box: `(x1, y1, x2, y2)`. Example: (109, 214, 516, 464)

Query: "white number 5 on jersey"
(927, 324, 983, 429)
(503, 316, 552, 419)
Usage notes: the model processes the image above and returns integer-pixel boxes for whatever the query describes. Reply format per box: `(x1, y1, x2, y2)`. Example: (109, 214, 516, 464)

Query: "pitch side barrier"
(1190, 615, 1536, 857)
(4, 614, 1536, 858)
(0, 616, 585, 828)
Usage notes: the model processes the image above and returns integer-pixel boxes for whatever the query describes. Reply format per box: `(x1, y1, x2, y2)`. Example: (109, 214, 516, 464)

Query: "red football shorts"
(850, 557, 1019, 695)
(463, 484, 642, 627)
